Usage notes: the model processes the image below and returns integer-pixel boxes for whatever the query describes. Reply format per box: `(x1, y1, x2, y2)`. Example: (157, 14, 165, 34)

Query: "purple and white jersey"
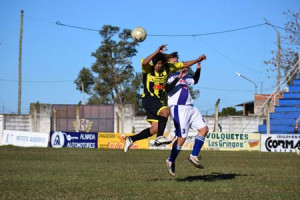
(167, 72, 195, 106)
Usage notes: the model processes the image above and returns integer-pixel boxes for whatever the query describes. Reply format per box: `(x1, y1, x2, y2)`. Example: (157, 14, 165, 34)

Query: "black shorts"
(142, 95, 168, 122)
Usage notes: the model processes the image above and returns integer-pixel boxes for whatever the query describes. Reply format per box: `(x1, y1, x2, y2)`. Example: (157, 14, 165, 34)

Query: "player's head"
(165, 52, 179, 63)
(152, 52, 167, 72)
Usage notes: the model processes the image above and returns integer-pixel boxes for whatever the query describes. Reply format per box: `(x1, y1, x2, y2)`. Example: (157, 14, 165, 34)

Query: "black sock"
(131, 128, 151, 142)
(157, 116, 168, 137)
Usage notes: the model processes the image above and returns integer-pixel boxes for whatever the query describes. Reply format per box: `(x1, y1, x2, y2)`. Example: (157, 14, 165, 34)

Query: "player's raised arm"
(183, 54, 206, 68)
(142, 44, 167, 67)
(193, 62, 202, 84)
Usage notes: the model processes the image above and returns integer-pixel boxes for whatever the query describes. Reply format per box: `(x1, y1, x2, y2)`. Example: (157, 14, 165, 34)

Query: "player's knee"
(198, 126, 208, 136)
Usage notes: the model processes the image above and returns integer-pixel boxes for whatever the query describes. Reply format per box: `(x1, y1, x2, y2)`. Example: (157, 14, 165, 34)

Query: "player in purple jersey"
(165, 54, 209, 176)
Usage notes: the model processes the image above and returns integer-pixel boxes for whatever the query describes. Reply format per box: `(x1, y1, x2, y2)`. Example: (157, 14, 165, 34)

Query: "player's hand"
(178, 68, 187, 78)
(197, 62, 201, 69)
(156, 44, 167, 53)
(197, 54, 206, 62)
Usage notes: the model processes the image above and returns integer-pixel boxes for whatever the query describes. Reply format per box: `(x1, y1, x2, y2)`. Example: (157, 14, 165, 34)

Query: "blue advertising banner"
(49, 131, 97, 148)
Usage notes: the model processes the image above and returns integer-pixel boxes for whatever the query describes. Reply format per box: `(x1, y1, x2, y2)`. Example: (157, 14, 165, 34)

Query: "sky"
(0, 0, 299, 115)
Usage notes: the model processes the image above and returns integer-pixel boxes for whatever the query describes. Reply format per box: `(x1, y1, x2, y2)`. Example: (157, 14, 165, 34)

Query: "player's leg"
(189, 126, 208, 168)
(166, 105, 189, 176)
(155, 107, 172, 146)
(124, 118, 158, 152)
(188, 106, 208, 168)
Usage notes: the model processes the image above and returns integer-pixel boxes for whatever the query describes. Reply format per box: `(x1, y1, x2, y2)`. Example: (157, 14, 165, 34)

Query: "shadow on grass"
(176, 172, 248, 182)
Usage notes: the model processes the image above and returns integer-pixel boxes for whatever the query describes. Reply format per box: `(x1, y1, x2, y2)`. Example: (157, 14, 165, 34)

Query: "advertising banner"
(98, 132, 149, 150)
(149, 132, 260, 151)
(204, 132, 260, 151)
(1, 130, 49, 147)
(49, 131, 97, 148)
(261, 134, 300, 152)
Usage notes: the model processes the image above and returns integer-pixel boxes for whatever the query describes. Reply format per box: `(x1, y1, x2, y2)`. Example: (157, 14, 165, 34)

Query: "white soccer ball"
(296, 146, 300, 156)
(131, 27, 147, 42)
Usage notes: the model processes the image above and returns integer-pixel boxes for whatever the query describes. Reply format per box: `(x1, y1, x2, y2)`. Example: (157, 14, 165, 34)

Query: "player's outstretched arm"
(193, 62, 202, 84)
(142, 44, 167, 67)
(183, 54, 206, 68)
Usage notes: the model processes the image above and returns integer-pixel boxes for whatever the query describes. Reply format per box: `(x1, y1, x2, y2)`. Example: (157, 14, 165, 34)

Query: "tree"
(186, 68, 200, 99)
(74, 25, 141, 105)
(265, 10, 300, 85)
(219, 107, 243, 116)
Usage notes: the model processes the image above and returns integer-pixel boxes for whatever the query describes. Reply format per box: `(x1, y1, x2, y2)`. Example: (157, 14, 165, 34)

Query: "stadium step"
(258, 124, 295, 133)
(283, 92, 300, 99)
(293, 79, 300, 85)
(258, 73, 300, 134)
(288, 85, 300, 92)
(278, 99, 300, 106)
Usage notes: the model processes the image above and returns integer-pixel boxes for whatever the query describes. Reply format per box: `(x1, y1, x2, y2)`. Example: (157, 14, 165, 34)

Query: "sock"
(169, 140, 182, 163)
(157, 116, 168, 138)
(191, 135, 205, 157)
(130, 128, 151, 142)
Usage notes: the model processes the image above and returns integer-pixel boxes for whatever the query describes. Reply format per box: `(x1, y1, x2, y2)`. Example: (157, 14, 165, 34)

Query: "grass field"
(0, 146, 299, 200)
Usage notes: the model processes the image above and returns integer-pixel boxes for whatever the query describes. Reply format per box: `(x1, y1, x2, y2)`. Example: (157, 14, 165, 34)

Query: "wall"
(132, 115, 264, 134)
(0, 115, 3, 144)
(3, 114, 31, 131)
(30, 103, 51, 133)
(1, 103, 264, 135)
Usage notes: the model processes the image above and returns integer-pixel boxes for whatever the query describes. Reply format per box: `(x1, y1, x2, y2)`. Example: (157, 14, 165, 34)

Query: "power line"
(149, 23, 267, 36)
(0, 78, 73, 83)
(198, 86, 253, 92)
(55, 20, 268, 36)
(56, 21, 100, 32)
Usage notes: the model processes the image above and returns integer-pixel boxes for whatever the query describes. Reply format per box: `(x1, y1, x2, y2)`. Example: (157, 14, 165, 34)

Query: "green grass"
(0, 146, 299, 200)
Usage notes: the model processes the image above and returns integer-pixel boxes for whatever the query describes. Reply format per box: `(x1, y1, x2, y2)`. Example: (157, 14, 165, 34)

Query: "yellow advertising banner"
(203, 132, 260, 151)
(98, 132, 149, 150)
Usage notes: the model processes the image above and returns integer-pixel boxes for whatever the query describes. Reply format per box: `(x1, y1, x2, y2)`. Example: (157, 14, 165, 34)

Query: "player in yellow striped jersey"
(124, 44, 206, 152)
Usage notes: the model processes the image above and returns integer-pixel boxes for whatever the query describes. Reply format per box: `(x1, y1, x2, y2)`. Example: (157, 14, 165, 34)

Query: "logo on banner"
(51, 132, 65, 148)
(51, 131, 79, 148)
(265, 136, 300, 152)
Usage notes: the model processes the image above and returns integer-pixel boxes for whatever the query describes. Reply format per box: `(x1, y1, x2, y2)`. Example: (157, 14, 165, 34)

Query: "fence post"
(214, 99, 220, 132)
(266, 99, 271, 134)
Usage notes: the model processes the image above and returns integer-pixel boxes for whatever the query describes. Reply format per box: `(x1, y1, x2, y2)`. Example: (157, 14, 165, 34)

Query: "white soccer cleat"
(154, 136, 172, 146)
(188, 154, 204, 169)
(124, 137, 133, 152)
(166, 159, 175, 176)
(296, 146, 300, 156)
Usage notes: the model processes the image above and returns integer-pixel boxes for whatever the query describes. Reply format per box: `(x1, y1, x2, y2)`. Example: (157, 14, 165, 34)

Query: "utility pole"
(18, 10, 24, 114)
(264, 18, 281, 93)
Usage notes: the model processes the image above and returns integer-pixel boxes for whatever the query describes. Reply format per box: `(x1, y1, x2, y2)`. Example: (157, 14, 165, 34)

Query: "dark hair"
(170, 52, 179, 59)
(152, 52, 167, 66)
(163, 52, 179, 60)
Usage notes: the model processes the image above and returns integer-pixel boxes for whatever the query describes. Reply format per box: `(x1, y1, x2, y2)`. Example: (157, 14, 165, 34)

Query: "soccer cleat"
(165, 159, 175, 176)
(124, 137, 133, 152)
(154, 136, 172, 146)
(188, 154, 204, 169)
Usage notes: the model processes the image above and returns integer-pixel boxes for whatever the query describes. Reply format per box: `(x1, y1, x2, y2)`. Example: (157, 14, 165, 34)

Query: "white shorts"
(170, 105, 207, 138)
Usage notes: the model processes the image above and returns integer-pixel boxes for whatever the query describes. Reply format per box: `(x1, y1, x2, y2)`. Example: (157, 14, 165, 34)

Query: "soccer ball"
(131, 27, 147, 42)
(296, 146, 300, 156)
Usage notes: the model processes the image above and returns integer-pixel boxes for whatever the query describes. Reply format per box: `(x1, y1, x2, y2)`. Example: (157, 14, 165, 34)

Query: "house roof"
(235, 100, 254, 107)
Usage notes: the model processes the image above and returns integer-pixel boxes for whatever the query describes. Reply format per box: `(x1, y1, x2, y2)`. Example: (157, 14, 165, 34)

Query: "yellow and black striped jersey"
(141, 59, 184, 99)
